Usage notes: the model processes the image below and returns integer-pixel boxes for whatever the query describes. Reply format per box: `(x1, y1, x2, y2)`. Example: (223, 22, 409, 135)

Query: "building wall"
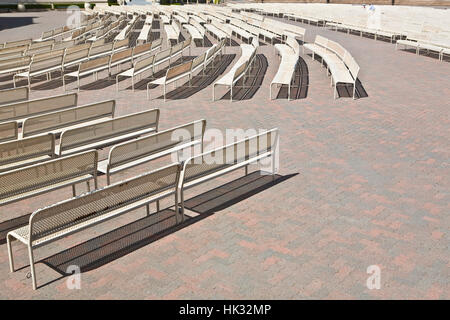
(257, 0, 450, 5)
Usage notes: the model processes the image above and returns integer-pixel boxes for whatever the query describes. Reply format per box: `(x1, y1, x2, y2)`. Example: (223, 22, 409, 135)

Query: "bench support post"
(28, 246, 37, 290)
(7, 234, 15, 273)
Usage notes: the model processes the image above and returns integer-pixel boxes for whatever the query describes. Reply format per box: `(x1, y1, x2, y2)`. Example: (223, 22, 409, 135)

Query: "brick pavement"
(0, 9, 448, 299)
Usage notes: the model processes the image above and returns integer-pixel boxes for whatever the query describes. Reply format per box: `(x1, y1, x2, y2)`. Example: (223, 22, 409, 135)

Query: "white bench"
(304, 35, 360, 99)
(0, 87, 28, 106)
(13, 55, 64, 89)
(0, 150, 98, 209)
(0, 133, 55, 173)
(57, 109, 160, 156)
(0, 122, 18, 143)
(20, 100, 115, 139)
(179, 128, 279, 221)
(0, 93, 78, 125)
(270, 36, 300, 100)
(7, 159, 177, 290)
(98, 119, 205, 184)
(213, 43, 257, 101)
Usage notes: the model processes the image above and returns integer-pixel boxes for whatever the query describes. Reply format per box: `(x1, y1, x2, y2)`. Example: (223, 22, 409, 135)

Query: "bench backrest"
(66, 42, 91, 55)
(29, 39, 55, 50)
(59, 109, 159, 154)
(0, 51, 24, 61)
(0, 133, 55, 168)
(155, 48, 171, 63)
(4, 39, 31, 49)
(0, 150, 98, 203)
(171, 41, 184, 55)
(22, 100, 115, 138)
(205, 44, 217, 64)
(0, 122, 18, 143)
(0, 87, 28, 106)
(0, 93, 77, 123)
(27, 45, 53, 56)
(0, 45, 27, 56)
(0, 56, 31, 72)
(286, 36, 300, 56)
(133, 42, 152, 57)
(326, 40, 346, 60)
(315, 35, 328, 48)
(166, 60, 193, 82)
(79, 55, 111, 73)
(183, 36, 192, 50)
(181, 129, 278, 186)
(64, 48, 90, 65)
(41, 30, 53, 40)
(152, 38, 163, 49)
(91, 38, 106, 48)
(343, 54, 360, 80)
(32, 49, 65, 62)
(134, 54, 155, 73)
(29, 55, 63, 73)
(53, 40, 76, 51)
(111, 47, 133, 65)
(108, 119, 206, 172)
(89, 42, 113, 57)
(192, 51, 207, 71)
(28, 162, 179, 245)
(114, 38, 129, 50)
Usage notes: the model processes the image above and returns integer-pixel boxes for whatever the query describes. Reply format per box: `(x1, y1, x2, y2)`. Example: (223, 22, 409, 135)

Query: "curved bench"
(213, 42, 257, 101)
(270, 36, 300, 100)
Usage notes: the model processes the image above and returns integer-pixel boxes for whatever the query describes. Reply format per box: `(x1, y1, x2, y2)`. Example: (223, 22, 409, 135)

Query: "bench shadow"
(306, 53, 368, 99)
(0, 17, 36, 31)
(152, 53, 235, 100)
(219, 53, 268, 101)
(29, 170, 297, 289)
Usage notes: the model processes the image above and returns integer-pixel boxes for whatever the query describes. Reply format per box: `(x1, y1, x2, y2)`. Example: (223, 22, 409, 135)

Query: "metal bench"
(98, 119, 206, 184)
(213, 43, 257, 101)
(271, 36, 300, 100)
(57, 109, 160, 156)
(63, 55, 111, 91)
(0, 56, 31, 77)
(179, 128, 279, 220)
(0, 87, 28, 106)
(13, 55, 64, 89)
(0, 150, 98, 210)
(20, 100, 115, 139)
(0, 93, 78, 125)
(0, 133, 55, 173)
(7, 162, 179, 290)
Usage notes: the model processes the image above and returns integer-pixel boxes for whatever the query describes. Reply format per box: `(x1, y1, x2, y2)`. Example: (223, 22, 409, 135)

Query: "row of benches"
(304, 35, 360, 99)
(7, 38, 132, 89)
(213, 38, 258, 101)
(116, 37, 191, 92)
(63, 38, 163, 91)
(6, 128, 279, 289)
(148, 38, 225, 101)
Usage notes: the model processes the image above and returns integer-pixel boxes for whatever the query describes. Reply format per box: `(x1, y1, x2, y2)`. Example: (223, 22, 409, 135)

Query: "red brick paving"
(0, 9, 448, 299)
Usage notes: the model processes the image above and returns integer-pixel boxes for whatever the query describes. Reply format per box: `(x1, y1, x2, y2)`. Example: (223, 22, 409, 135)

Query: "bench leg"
(28, 246, 37, 290)
(146, 204, 150, 216)
(86, 180, 90, 192)
(7, 234, 15, 273)
(156, 200, 160, 212)
(72, 184, 76, 197)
